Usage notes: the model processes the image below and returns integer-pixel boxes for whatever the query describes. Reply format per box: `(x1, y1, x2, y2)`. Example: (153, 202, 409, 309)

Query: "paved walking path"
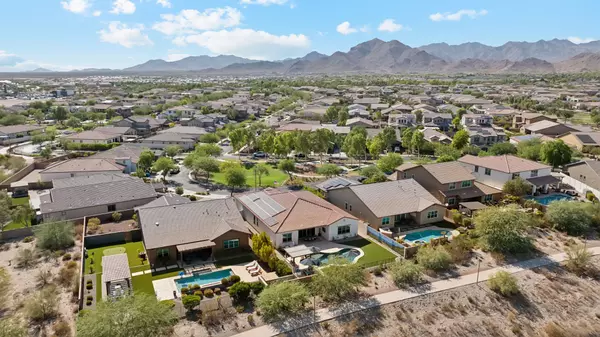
(233, 246, 600, 337)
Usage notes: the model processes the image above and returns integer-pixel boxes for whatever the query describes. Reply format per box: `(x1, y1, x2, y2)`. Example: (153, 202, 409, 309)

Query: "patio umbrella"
(178, 271, 184, 278)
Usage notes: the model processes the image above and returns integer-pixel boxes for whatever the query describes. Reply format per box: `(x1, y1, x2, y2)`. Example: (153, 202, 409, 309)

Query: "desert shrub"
(416, 245, 453, 271)
(256, 281, 309, 321)
(444, 235, 475, 264)
(188, 195, 197, 201)
(182, 295, 201, 311)
(23, 236, 35, 243)
(25, 285, 59, 322)
(214, 288, 221, 295)
(62, 253, 72, 261)
(16, 248, 37, 268)
(66, 261, 77, 269)
(87, 218, 100, 234)
(247, 314, 255, 325)
(73, 252, 81, 261)
(111, 212, 122, 222)
(229, 275, 241, 284)
(229, 282, 251, 302)
(36, 269, 53, 288)
(203, 289, 214, 298)
(161, 300, 176, 309)
(53, 319, 71, 336)
(372, 265, 383, 276)
(202, 310, 220, 326)
(488, 271, 519, 296)
(56, 267, 76, 288)
(388, 260, 423, 287)
(546, 201, 594, 235)
(565, 244, 593, 276)
(35, 221, 74, 251)
(473, 205, 534, 253)
(250, 281, 265, 295)
(175, 186, 184, 195)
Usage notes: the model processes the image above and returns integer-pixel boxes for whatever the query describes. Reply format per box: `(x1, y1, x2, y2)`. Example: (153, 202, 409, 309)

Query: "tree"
(76, 293, 178, 337)
(337, 107, 349, 126)
(323, 105, 339, 123)
(164, 145, 183, 159)
(196, 143, 222, 157)
(556, 109, 575, 122)
(257, 130, 276, 155)
(414, 109, 423, 123)
(540, 140, 572, 167)
(343, 129, 367, 163)
(473, 205, 534, 253)
(380, 127, 397, 151)
(223, 165, 246, 194)
(311, 257, 366, 302)
(452, 129, 469, 149)
(40, 146, 52, 159)
(66, 116, 81, 128)
(377, 153, 404, 173)
(415, 245, 453, 271)
(199, 133, 220, 144)
(411, 131, 425, 156)
(401, 128, 413, 152)
(182, 295, 201, 312)
(278, 159, 296, 179)
(229, 128, 250, 156)
(253, 163, 270, 186)
(436, 155, 455, 163)
(0, 192, 11, 226)
(502, 177, 532, 196)
(11, 204, 34, 227)
(488, 271, 519, 296)
(137, 149, 155, 171)
(368, 136, 386, 159)
(311, 128, 333, 163)
(256, 281, 309, 321)
(516, 138, 542, 161)
(251, 232, 274, 263)
(488, 142, 517, 155)
(53, 107, 68, 123)
(152, 157, 176, 180)
(34, 221, 74, 251)
(388, 260, 423, 288)
(317, 163, 342, 177)
(361, 165, 383, 179)
(25, 285, 59, 322)
(0, 114, 26, 126)
(33, 110, 45, 124)
(545, 201, 593, 235)
(294, 131, 312, 156)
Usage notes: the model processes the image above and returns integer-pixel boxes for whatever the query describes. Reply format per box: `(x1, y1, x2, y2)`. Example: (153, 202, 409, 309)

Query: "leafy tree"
(540, 140, 572, 167)
(411, 131, 425, 155)
(337, 107, 349, 126)
(368, 135, 386, 159)
(488, 271, 519, 296)
(388, 260, 423, 288)
(164, 145, 183, 159)
(229, 128, 250, 156)
(0, 114, 27, 126)
(228, 282, 252, 302)
(253, 163, 270, 186)
(317, 163, 342, 177)
(414, 109, 423, 123)
(53, 107, 68, 123)
(152, 157, 176, 180)
(186, 156, 219, 183)
(223, 165, 246, 194)
(415, 245, 453, 271)
(273, 133, 291, 157)
(323, 105, 339, 123)
(40, 146, 52, 159)
(196, 143, 222, 157)
(473, 205, 534, 253)
(199, 133, 220, 144)
(182, 295, 201, 312)
(251, 232, 274, 263)
(257, 130, 276, 155)
(516, 138, 542, 161)
(379, 127, 397, 151)
(311, 257, 366, 302)
(343, 128, 367, 163)
(377, 153, 403, 173)
(488, 142, 517, 155)
(33, 110, 45, 124)
(502, 177, 532, 196)
(65, 116, 82, 128)
(545, 201, 593, 235)
(361, 165, 382, 179)
(294, 131, 312, 156)
(256, 281, 309, 321)
(11, 204, 34, 226)
(401, 128, 413, 152)
(452, 129, 470, 149)
(436, 155, 455, 163)
(0, 192, 11, 225)
(311, 128, 333, 162)
(25, 285, 59, 322)
(137, 149, 155, 171)
(34, 221, 74, 251)
(278, 159, 296, 179)
(76, 293, 178, 337)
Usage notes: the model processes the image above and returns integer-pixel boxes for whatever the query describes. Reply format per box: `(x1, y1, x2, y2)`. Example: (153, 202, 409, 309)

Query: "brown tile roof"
(421, 161, 475, 184)
(41, 159, 123, 174)
(458, 154, 550, 174)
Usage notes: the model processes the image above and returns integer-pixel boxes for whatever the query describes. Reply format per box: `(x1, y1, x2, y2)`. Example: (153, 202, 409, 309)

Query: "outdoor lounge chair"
(250, 269, 262, 277)
(247, 265, 260, 272)
(244, 261, 258, 270)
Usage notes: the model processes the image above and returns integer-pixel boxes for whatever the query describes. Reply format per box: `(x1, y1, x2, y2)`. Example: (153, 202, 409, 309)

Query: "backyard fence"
(366, 226, 405, 255)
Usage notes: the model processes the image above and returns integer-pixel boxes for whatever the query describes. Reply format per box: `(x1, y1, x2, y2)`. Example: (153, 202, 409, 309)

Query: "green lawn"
(2, 221, 29, 231)
(11, 197, 30, 206)
(85, 241, 149, 274)
(132, 274, 155, 296)
(344, 238, 397, 266)
(210, 165, 289, 188)
(96, 273, 102, 301)
(572, 112, 592, 125)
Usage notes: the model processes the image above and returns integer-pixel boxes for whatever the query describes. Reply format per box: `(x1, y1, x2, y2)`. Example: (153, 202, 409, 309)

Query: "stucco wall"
(42, 197, 156, 222)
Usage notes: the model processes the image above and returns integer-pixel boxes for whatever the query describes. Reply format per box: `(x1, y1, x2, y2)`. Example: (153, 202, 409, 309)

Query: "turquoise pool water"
(299, 248, 361, 267)
(403, 229, 451, 243)
(175, 269, 233, 290)
(527, 193, 573, 206)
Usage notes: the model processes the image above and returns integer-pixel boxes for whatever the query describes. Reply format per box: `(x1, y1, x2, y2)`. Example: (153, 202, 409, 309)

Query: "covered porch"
(441, 182, 502, 208)
(176, 241, 216, 266)
(527, 175, 562, 195)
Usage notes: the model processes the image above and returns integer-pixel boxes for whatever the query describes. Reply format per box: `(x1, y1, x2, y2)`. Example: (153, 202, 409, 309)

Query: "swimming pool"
(299, 248, 361, 267)
(174, 269, 233, 291)
(403, 229, 452, 244)
(527, 193, 573, 206)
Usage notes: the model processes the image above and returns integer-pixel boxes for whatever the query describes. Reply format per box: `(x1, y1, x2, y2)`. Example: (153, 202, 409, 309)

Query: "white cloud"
(0, 51, 25, 67)
(61, 0, 90, 14)
(153, 7, 242, 35)
(568, 36, 597, 44)
(110, 0, 136, 15)
(98, 22, 153, 48)
(359, 25, 370, 33)
(378, 19, 403, 32)
(92, 10, 102, 17)
(290, 3, 296, 9)
(317, 31, 325, 36)
(157, 0, 171, 8)
(166, 53, 191, 62)
(336, 21, 357, 35)
(173, 28, 310, 60)
(240, 0, 288, 5)
(429, 9, 488, 22)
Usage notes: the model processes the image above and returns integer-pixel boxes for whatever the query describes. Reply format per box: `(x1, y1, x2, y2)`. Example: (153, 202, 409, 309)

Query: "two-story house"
(467, 126, 507, 148)
(422, 113, 452, 131)
(395, 161, 502, 207)
(512, 112, 557, 129)
(461, 114, 493, 127)
(458, 154, 558, 193)
(0, 125, 45, 145)
(388, 113, 416, 128)
(113, 116, 167, 137)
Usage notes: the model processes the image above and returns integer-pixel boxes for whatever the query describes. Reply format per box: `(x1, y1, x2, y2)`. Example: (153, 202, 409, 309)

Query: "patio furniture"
(247, 265, 260, 272)
(244, 261, 257, 270)
(250, 269, 262, 277)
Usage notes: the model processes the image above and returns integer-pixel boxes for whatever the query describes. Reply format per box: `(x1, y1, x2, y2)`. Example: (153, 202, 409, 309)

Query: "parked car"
(252, 151, 268, 159)
(169, 167, 180, 175)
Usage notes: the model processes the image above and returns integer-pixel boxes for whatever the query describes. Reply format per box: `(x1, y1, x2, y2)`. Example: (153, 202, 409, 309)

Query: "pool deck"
(292, 240, 366, 266)
(397, 226, 460, 245)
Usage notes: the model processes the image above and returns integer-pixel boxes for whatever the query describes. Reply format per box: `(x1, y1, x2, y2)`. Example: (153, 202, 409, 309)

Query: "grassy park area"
(210, 165, 289, 188)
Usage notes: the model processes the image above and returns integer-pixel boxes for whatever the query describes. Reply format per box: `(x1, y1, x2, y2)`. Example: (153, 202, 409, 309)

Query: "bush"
(191, 284, 201, 291)
(23, 236, 35, 243)
(35, 221, 74, 251)
(546, 201, 594, 235)
(214, 288, 221, 295)
(53, 319, 71, 337)
(586, 191, 596, 202)
(444, 235, 474, 264)
(111, 212, 122, 222)
(235, 305, 245, 313)
(256, 281, 309, 321)
(182, 295, 201, 311)
(450, 209, 463, 225)
(250, 281, 265, 295)
(229, 282, 251, 302)
(66, 261, 77, 269)
(221, 278, 230, 286)
(87, 217, 101, 227)
(57, 267, 76, 287)
(203, 289, 214, 298)
(388, 260, 423, 287)
(86, 283, 93, 290)
(247, 314, 255, 325)
(175, 186, 184, 195)
(193, 290, 203, 297)
(229, 275, 241, 284)
(62, 253, 72, 261)
(25, 286, 59, 322)
(565, 244, 593, 276)
(188, 195, 197, 201)
(16, 248, 37, 268)
(86, 300, 92, 306)
(416, 245, 453, 271)
(180, 287, 189, 295)
(161, 300, 176, 309)
(372, 265, 383, 276)
(488, 271, 519, 296)
(269, 256, 292, 276)
(73, 252, 81, 261)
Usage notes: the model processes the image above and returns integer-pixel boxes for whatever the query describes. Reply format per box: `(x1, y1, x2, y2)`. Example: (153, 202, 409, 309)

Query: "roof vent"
(155, 222, 159, 226)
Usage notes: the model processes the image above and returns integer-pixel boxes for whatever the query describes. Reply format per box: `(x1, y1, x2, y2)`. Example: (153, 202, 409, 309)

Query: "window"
(448, 197, 456, 205)
(349, 204, 353, 211)
(474, 165, 479, 173)
(448, 182, 456, 190)
(107, 204, 116, 212)
(344, 202, 348, 210)
(382, 217, 390, 225)
(512, 173, 520, 179)
(484, 168, 491, 176)
(224, 239, 239, 250)
(282, 233, 292, 243)
(337, 225, 351, 235)
(461, 181, 472, 188)
(484, 194, 493, 202)
(531, 170, 538, 177)
(157, 248, 169, 258)
(427, 210, 438, 219)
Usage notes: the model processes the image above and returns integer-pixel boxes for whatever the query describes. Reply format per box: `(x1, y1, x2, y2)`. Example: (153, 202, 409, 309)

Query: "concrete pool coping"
(297, 246, 365, 268)
(397, 226, 461, 246)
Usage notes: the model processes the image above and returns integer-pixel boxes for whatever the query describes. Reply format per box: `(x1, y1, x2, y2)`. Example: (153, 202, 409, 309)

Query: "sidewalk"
(233, 246, 600, 337)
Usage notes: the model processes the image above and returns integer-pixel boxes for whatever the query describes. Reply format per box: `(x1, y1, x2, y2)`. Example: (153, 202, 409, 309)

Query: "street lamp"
(475, 255, 483, 286)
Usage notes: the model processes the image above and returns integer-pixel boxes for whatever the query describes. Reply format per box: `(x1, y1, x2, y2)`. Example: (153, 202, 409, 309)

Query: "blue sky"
(0, 0, 598, 71)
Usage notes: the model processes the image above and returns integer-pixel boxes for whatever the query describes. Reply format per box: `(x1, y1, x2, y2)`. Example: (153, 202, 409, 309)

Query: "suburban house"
(137, 198, 250, 267)
(113, 116, 167, 136)
(388, 113, 416, 128)
(422, 113, 452, 130)
(559, 132, 600, 151)
(563, 160, 600, 197)
(180, 116, 216, 128)
(90, 144, 148, 173)
(0, 124, 45, 145)
(101, 254, 132, 300)
(509, 134, 553, 146)
(346, 117, 376, 128)
(66, 127, 133, 144)
(40, 175, 157, 221)
(316, 177, 362, 196)
(395, 161, 502, 207)
(165, 106, 199, 118)
(158, 126, 207, 141)
(466, 126, 507, 148)
(522, 120, 578, 137)
(325, 180, 445, 229)
(235, 189, 358, 248)
(140, 133, 196, 150)
(382, 104, 413, 115)
(421, 128, 452, 144)
(39, 158, 124, 182)
(458, 154, 557, 193)
(512, 112, 557, 129)
(461, 114, 493, 127)
(348, 106, 370, 119)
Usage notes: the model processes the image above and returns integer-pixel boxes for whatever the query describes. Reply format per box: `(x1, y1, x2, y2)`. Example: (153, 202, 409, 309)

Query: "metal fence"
(366, 226, 405, 255)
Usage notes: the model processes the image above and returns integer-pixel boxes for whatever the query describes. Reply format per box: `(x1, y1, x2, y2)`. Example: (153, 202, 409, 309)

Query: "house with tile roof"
(325, 179, 445, 229)
(39, 158, 124, 182)
(235, 189, 358, 248)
